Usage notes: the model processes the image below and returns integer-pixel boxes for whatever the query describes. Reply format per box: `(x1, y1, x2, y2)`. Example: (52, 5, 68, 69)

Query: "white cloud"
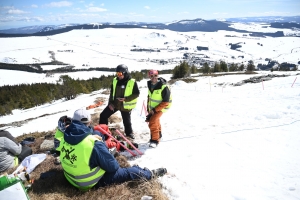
(177, 11, 189, 15)
(44, 1, 73, 8)
(144, 6, 150, 9)
(16, 16, 44, 22)
(7, 9, 29, 14)
(213, 12, 228, 15)
(1, 6, 14, 10)
(0, 16, 15, 22)
(31, 4, 38, 8)
(85, 7, 107, 12)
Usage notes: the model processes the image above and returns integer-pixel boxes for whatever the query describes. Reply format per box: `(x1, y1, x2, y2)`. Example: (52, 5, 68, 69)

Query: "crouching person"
(0, 130, 32, 172)
(57, 108, 167, 191)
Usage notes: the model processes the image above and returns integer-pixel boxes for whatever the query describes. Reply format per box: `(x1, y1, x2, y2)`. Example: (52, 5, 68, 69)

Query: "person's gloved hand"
(145, 114, 152, 122)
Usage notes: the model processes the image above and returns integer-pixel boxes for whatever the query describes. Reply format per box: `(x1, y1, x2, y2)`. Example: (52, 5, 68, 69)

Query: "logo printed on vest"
(61, 146, 77, 164)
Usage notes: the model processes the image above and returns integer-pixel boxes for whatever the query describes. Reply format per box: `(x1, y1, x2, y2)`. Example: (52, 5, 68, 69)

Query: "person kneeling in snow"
(57, 108, 167, 191)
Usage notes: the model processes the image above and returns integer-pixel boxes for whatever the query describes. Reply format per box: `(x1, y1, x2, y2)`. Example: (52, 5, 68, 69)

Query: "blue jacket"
(64, 120, 119, 173)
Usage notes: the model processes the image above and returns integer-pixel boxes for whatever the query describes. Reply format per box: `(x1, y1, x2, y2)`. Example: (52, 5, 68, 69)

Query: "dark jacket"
(64, 121, 119, 173)
(109, 74, 140, 112)
(147, 77, 171, 112)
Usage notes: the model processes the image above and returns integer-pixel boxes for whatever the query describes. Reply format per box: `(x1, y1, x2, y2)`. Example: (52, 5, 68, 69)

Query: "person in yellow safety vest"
(99, 64, 139, 140)
(54, 115, 72, 154)
(58, 108, 167, 191)
(146, 69, 172, 148)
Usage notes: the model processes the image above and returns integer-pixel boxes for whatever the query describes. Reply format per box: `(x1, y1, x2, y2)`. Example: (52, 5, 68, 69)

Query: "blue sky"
(0, 0, 299, 29)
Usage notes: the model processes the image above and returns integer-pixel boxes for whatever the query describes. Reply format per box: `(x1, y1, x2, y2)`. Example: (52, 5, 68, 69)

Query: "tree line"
(0, 61, 297, 116)
(0, 71, 144, 116)
(172, 60, 298, 79)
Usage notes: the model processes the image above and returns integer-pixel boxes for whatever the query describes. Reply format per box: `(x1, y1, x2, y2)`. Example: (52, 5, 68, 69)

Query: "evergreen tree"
(220, 61, 228, 72)
(238, 64, 245, 71)
(247, 60, 255, 71)
(229, 63, 238, 72)
(213, 62, 221, 73)
(191, 64, 197, 74)
(172, 61, 189, 78)
(202, 63, 210, 74)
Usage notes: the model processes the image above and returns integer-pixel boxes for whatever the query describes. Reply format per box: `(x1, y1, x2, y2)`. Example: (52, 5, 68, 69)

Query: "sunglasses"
(150, 74, 158, 78)
(116, 72, 123, 77)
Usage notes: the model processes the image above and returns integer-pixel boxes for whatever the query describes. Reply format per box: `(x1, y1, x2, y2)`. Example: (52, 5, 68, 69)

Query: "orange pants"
(148, 111, 163, 142)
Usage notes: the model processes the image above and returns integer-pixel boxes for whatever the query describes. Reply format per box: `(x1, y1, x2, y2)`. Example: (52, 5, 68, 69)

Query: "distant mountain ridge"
(225, 16, 300, 23)
(0, 24, 80, 34)
(0, 16, 299, 37)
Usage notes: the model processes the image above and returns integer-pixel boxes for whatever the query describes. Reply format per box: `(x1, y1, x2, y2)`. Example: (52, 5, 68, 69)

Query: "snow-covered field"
(0, 23, 299, 74)
(1, 70, 300, 200)
(1, 23, 300, 199)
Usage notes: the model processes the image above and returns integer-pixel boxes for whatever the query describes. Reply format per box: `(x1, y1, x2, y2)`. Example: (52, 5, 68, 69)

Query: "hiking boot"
(126, 133, 135, 140)
(151, 168, 167, 177)
(149, 142, 157, 148)
(149, 139, 158, 148)
(115, 135, 122, 140)
(120, 142, 139, 151)
(128, 142, 138, 150)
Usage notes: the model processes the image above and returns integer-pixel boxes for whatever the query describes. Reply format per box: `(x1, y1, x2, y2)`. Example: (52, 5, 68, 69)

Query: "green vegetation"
(0, 72, 143, 116)
(172, 61, 190, 79)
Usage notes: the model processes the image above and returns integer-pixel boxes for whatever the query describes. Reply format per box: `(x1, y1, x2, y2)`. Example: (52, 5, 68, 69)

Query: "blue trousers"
(95, 165, 152, 188)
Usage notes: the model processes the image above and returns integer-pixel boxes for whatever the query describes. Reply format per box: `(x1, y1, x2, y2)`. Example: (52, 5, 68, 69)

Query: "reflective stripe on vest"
(148, 85, 172, 113)
(112, 77, 137, 109)
(64, 167, 103, 187)
(58, 135, 105, 191)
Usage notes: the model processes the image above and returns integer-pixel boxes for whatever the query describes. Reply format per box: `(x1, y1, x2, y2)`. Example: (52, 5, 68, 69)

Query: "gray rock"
(40, 139, 54, 150)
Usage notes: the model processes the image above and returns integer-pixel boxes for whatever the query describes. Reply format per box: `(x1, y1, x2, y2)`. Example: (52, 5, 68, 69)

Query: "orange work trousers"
(148, 111, 163, 142)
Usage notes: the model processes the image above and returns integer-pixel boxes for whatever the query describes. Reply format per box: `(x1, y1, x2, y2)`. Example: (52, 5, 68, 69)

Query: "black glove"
(145, 114, 152, 122)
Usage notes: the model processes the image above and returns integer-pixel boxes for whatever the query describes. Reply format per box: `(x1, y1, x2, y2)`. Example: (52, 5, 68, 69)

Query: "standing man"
(99, 64, 139, 139)
(58, 108, 167, 191)
(146, 70, 172, 148)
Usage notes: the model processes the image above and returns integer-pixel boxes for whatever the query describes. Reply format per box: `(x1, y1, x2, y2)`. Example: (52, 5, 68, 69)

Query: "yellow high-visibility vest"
(148, 85, 172, 112)
(112, 78, 137, 109)
(57, 135, 105, 191)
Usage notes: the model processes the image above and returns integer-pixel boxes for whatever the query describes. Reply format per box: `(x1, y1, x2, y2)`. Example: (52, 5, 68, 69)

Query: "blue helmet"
(58, 115, 72, 132)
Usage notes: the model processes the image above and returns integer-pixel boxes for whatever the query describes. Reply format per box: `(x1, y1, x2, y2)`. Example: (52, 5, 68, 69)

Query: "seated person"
(54, 115, 72, 151)
(0, 130, 32, 172)
(57, 108, 167, 191)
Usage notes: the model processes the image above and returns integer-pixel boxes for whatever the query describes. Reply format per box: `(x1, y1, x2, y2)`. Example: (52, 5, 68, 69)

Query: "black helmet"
(116, 64, 128, 74)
